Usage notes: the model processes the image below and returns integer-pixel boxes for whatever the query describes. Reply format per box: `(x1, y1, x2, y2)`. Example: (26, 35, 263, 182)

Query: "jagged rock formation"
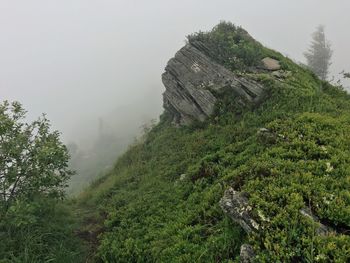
(162, 43, 266, 125)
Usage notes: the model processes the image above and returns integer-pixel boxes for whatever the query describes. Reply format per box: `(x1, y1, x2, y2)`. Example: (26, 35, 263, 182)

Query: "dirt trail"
(73, 204, 106, 262)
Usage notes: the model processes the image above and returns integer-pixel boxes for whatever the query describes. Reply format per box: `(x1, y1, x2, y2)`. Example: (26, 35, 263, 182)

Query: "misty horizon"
(1, 1, 350, 144)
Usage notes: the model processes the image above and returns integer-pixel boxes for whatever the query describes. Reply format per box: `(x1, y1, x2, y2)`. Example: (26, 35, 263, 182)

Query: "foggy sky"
(1, 0, 350, 143)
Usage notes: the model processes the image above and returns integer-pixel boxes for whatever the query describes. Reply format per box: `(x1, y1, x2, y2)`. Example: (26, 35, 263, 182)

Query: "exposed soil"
(73, 205, 106, 262)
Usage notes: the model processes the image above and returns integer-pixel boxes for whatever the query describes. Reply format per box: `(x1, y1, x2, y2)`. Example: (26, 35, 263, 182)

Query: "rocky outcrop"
(162, 43, 266, 125)
(219, 187, 258, 263)
(220, 187, 334, 236)
(219, 187, 259, 233)
(220, 190, 334, 262)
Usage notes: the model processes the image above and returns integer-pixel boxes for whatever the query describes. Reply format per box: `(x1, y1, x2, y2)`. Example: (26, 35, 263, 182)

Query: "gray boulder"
(240, 244, 256, 263)
(300, 207, 332, 235)
(261, 57, 281, 71)
(271, 70, 292, 79)
(257, 127, 278, 144)
(219, 187, 259, 233)
(162, 43, 266, 125)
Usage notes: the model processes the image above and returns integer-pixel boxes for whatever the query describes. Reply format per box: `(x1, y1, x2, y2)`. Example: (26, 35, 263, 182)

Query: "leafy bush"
(0, 198, 86, 263)
(0, 101, 73, 211)
(188, 21, 266, 71)
(0, 102, 86, 262)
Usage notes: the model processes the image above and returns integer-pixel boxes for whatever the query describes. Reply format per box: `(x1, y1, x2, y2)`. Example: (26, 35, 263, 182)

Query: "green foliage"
(80, 32, 350, 261)
(0, 102, 86, 262)
(187, 21, 285, 72)
(0, 198, 86, 263)
(79, 121, 246, 262)
(0, 101, 73, 210)
(241, 113, 350, 262)
(4, 22, 347, 262)
(187, 21, 262, 71)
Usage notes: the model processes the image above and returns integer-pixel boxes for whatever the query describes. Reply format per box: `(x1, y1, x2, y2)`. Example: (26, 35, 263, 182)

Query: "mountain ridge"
(78, 22, 350, 262)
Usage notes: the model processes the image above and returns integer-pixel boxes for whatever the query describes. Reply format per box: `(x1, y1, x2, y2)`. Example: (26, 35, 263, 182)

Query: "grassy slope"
(78, 23, 350, 262)
(0, 198, 88, 263)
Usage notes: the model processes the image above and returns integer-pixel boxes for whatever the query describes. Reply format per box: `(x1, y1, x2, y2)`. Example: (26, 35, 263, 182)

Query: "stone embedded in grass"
(261, 57, 281, 71)
(257, 127, 278, 144)
(179, 174, 186, 181)
(219, 187, 259, 233)
(271, 70, 292, 79)
(240, 244, 255, 263)
(300, 207, 332, 236)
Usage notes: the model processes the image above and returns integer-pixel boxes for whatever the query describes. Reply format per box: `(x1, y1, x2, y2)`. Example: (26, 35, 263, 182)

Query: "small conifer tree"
(304, 25, 333, 81)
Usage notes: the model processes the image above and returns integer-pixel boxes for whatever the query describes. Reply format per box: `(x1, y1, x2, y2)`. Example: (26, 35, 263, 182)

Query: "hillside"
(79, 22, 350, 262)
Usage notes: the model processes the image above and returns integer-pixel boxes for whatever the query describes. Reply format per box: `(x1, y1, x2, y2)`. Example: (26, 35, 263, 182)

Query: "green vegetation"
(0, 101, 73, 207)
(0, 198, 87, 262)
(2, 22, 350, 262)
(80, 22, 350, 262)
(0, 102, 87, 262)
(187, 21, 284, 72)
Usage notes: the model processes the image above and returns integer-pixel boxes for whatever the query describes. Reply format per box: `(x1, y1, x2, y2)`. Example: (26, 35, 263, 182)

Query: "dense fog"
(1, 0, 349, 191)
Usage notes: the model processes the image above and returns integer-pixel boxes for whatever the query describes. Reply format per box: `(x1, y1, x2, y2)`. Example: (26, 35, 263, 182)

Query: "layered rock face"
(162, 43, 266, 125)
